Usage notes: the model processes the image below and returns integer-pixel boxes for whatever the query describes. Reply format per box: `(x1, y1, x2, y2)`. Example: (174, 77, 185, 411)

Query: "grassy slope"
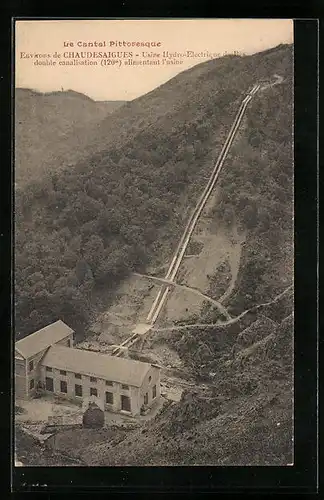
(15, 88, 126, 184)
(15, 426, 84, 466)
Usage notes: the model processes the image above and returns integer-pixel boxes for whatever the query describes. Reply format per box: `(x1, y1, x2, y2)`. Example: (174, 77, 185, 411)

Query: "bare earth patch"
(90, 275, 161, 342)
(15, 397, 83, 424)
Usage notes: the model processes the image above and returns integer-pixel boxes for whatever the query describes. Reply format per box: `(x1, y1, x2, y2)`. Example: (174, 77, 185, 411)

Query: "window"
(60, 380, 67, 393)
(105, 380, 113, 386)
(144, 392, 148, 405)
(152, 384, 157, 399)
(90, 387, 97, 397)
(15, 361, 25, 376)
(75, 384, 82, 397)
(105, 392, 113, 404)
(121, 384, 129, 390)
(75, 373, 82, 379)
(46, 366, 52, 372)
(67, 339, 71, 347)
(60, 370, 67, 376)
(28, 360, 34, 372)
(149, 376, 152, 382)
(90, 377, 97, 383)
(29, 379, 34, 390)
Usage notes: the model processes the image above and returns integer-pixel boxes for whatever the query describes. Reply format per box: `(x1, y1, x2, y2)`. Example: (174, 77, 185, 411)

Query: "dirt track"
(133, 272, 232, 320)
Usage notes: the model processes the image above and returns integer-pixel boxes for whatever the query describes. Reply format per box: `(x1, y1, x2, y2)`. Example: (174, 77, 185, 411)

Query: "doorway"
(121, 394, 131, 412)
(45, 377, 54, 392)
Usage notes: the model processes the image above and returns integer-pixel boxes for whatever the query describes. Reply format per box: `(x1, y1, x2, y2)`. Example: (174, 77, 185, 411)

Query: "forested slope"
(15, 44, 293, 339)
(211, 63, 293, 314)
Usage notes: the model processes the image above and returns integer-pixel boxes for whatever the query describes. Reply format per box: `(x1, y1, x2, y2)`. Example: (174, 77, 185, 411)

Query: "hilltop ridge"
(15, 88, 126, 184)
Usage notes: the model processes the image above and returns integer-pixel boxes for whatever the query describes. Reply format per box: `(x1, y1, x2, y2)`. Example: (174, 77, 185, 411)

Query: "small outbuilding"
(82, 402, 105, 429)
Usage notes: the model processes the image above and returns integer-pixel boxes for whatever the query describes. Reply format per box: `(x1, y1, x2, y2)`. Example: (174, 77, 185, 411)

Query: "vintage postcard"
(14, 19, 294, 467)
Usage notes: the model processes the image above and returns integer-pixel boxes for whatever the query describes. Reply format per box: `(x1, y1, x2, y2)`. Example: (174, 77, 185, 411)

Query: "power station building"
(15, 320, 161, 416)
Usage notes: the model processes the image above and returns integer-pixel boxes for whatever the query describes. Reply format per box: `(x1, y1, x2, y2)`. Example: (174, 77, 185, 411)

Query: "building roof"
(41, 345, 153, 388)
(15, 320, 74, 359)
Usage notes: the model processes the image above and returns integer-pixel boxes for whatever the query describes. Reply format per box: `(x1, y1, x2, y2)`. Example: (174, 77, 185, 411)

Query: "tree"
(242, 204, 258, 229)
(83, 235, 105, 276)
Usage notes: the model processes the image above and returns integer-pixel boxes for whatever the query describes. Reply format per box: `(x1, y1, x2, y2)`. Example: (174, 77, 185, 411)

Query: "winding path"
(133, 272, 232, 320)
(260, 73, 284, 91)
(152, 284, 293, 332)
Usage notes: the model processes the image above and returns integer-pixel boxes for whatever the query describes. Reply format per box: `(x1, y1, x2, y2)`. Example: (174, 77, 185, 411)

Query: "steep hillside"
(73, 314, 293, 466)
(211, 70, 293, 314)
(15, 44, 293, 339)
(166, 285, 293, 379)
(15, 88, 126, 184)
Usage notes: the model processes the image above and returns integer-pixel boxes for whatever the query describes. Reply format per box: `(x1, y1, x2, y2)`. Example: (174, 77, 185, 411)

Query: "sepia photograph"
(14, 18, 294, 467)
